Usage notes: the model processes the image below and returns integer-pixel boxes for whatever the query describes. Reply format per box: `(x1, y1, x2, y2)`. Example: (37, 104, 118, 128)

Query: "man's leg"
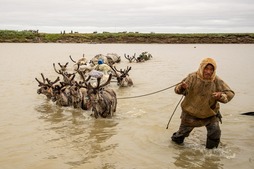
(171, 125, 194, 144)
(206, 118, 221, 149)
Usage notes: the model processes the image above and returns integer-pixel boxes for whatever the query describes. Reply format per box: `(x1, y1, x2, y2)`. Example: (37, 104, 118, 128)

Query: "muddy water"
(0, 43, 253, 169)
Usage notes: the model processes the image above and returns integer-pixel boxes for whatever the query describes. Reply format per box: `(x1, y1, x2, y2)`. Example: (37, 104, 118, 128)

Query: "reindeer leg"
(93, 108, 99, 118)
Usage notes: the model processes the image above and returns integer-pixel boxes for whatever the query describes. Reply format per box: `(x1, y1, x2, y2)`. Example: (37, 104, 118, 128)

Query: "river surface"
(0, 43, 253, 169)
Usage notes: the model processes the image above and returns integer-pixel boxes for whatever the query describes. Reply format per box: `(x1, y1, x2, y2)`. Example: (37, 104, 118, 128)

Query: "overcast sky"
(1, 0, 254, 33)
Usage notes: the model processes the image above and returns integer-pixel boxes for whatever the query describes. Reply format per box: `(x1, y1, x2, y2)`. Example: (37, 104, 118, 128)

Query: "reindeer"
(135, 52, 153, 62)
(53, 63, 75, 84)
(68, 82, 90, 109)
(69, 71, 92, 110)
(35, 73, 60, 99)
(51, 68, 91, 109)
(51, 82, 72, 107)
(50, 69, 77, 107)
(124, 53, 136, 63)
(106, 53, 121, 64)
(55, 62, 69, 72)
(69, 54, 88, 65)
(89, 54, 109, 66)
(110, 66, 133, 87)
(86, 74, 117, 118)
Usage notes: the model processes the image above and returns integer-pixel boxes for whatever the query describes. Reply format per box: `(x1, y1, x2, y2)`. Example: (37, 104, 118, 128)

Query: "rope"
(166, 95, 184, 129)
(117, 83, 180, 99)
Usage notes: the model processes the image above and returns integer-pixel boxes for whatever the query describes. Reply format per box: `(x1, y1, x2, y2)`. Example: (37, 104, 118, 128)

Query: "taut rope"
(117, 83, 180, 99)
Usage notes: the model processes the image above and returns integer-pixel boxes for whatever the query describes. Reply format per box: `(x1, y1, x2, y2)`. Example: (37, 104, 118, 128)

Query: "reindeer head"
(58, 62, 69, 72)
(110, 66, 133, 87)
(35, 73, 60, 99)
(124, 53, 136, 63)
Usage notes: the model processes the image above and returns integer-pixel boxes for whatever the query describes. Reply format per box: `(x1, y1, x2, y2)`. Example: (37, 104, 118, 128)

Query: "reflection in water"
(67, 119, 119, 168)
(171, 128, 237, 169)
(174, 148, 223, 169)
(35, 100, 119, 168)
(172, 141, 238, 169)
(35, 100, 67, 123)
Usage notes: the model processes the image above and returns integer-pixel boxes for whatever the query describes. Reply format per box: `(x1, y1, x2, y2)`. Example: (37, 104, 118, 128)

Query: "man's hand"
(181, 82, 188, 89)
(212, 92, 222, 100)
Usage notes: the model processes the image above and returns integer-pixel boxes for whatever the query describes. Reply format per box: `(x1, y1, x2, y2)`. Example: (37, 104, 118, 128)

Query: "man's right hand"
(181, 82, 188, 89)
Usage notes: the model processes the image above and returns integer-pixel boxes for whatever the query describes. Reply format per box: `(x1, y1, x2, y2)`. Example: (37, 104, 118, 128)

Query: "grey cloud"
(0, 0, 253, 33)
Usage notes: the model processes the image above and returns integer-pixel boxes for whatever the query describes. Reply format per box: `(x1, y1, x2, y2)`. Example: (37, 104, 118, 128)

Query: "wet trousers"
(171, 111, 221, 149)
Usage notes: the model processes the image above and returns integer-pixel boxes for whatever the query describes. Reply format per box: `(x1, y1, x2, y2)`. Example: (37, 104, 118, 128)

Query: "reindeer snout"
(37, 89, 41, 94)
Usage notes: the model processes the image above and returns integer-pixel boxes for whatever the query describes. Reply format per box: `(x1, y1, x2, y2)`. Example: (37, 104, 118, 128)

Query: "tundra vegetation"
(1, 30, 254, 43)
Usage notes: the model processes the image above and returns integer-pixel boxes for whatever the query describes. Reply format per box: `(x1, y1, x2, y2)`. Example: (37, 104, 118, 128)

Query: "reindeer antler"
(57, 62, 69, 71)
(41, 73, 46, 83)
(124, 53, 136, 63)
(109, 65, 119, 78)
(46, 77, 60, 86)
(125, 66, 132, 75)
(76, 80, 88, 89)
(77, 69, 91, 83)
(88, 74, 112, 90)
(35, 73, 47, 86)
(99, 74, 112, 88)
(69, 55, 76, 63)
(53, 63, 61, 74)
(113, 66, 124, 74)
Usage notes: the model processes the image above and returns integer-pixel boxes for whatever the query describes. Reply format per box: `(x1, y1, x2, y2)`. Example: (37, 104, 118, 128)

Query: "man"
(171, 58, 235, 149)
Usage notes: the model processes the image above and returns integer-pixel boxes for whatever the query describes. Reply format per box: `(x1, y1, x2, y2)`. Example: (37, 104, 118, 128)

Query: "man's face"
(203, 64, 214, 79)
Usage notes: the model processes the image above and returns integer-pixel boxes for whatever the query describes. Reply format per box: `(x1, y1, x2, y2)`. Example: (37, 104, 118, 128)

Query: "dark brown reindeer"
(50, 70, 91, 109)
(69, 72, 92, 110)
(50, 71, 79, 107)
(35, 73, 60, 99)
(86, 74, 117, 118)
(51, 82, 72, 107)
(110, 66, 133, 87)
(69, 81, 92, 110)
(124, 53, 136, 63)
(50, 68, 76, 107)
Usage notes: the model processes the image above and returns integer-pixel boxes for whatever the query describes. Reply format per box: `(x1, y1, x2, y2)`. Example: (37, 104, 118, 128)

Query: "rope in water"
(117, 83, 180, 99)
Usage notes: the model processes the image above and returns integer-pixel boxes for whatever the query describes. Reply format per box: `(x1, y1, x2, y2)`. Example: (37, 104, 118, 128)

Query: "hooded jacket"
(175, 58, 235, 118)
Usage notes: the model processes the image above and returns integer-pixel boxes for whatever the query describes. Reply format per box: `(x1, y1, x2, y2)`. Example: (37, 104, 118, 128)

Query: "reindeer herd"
(35, 52, 152, 118)
(124, 51, 153, 63)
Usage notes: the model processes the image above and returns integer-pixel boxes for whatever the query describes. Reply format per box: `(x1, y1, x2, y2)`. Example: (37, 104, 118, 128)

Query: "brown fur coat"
(175, 58, 235, 118)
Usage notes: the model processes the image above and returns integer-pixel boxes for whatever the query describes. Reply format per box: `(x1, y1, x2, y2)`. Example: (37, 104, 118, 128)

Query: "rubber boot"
(171, 132, 185, 144)
(206, 138, 220, 149)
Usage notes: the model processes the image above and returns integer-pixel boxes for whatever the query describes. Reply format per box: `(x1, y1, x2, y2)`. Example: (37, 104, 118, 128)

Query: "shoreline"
(1, 30, 254, 44)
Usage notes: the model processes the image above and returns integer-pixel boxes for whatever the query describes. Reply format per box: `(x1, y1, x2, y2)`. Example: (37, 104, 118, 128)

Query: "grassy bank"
(0, 30, 254, 43)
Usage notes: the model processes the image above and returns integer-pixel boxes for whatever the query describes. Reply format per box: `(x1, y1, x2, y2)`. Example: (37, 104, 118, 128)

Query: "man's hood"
(197, 57, 217, 81)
